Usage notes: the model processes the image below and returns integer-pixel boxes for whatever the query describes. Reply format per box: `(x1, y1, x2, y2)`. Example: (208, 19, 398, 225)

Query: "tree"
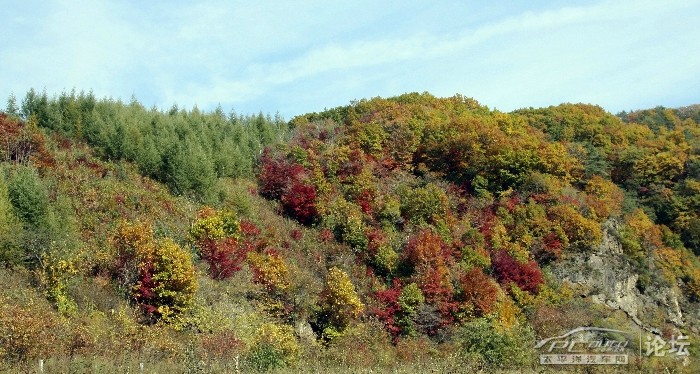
(317, 267, 364, 340)
(165, 138, 216, 201)
(7, 166, 49, 228)
(403, 230, 456, 328)
(5, 94, 19, 117)
(457, 267, 499, 317)
(395, 283, 425, 337)
(189, 208, 244, 280)
(113, 221, 198, 322)
(133, 238, 198, 322)
(0, 171, 23, 266)
(491, 250, 543, 294)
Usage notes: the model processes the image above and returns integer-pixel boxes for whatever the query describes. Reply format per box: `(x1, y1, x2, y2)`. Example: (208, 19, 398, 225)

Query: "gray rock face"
(550, 219, 689, 333)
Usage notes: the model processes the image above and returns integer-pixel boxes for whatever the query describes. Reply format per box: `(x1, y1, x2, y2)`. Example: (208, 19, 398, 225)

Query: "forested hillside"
(1, 90, 699, 372)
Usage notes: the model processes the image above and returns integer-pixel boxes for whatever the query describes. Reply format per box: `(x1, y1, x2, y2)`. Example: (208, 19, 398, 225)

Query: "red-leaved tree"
(403, 230, 457, 328)
(258, 149, 304, 200)
(371, 280, 403, 339)
(491, 250, 544, 294)
(280, 181, 318, 225)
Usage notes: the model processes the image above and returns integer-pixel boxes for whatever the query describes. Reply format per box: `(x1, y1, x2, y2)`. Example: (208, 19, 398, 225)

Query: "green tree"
(0, 170, 23, 266)
(5, 94, 19, 117)
(165, 138, 216, 201)
(7, 166, 49, 228)
(396, 283, 424, 336)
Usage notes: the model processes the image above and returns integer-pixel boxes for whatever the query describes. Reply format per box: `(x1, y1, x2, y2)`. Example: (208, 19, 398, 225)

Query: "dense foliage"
(17, 89, 287, 201)
(0, 90, 699, 372)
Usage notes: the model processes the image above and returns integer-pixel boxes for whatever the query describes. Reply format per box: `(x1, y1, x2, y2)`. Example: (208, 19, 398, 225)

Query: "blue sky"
(1, 0, 699, 118)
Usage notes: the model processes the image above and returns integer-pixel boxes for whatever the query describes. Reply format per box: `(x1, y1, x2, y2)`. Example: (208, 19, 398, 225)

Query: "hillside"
(1, 91, 699, 372)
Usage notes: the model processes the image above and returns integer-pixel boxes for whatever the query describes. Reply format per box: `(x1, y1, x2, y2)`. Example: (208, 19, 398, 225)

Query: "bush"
(317, 267, 364, 339)
(0, 296, 63, 363)
(190, 208, 246, 280)
(113, 221, 198, 323)
(457, 267, 499, 318)
(491, 250, 543, 294)
(7, 166, 49, 228)
(323, 198, 368, 251)
(459, 319, 534, 368)
(133, 238, 198, 323)
(189, 207, 240, 243)
(246, 323, 299, 372)
(396, 283, 425, 337)
(280, 181, 318, 225)
(547, 204, 602, 249)
(0, 172, 23, 266)
(399, 183, 449, 225)
(258, 150, 303, 200)
(247, 249, 291, 296)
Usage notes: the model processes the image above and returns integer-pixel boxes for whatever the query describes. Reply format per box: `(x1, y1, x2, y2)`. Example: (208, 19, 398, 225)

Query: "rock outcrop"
(551, 219, 695, 334)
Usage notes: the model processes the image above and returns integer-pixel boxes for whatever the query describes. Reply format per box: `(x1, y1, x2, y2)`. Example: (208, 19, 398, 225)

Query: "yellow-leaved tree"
(317, 267, 364, 341)
(113, 220, 198, 323)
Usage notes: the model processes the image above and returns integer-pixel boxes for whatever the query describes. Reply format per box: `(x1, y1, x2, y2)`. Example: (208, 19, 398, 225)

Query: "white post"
(140, 362, 144, 372)
(39, 359, 44, 373)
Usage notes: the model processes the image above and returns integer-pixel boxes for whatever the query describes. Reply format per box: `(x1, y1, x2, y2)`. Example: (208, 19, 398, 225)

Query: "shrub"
(317, 267, 364, 339)
(324, 198, 368, 251)
(491, 250, 543, 294)
(198, 237, 249, 280)
(457, 267, 499, 318)
(280, 180, 318, 225)
(247, 249, 291, 296)
(532, 229, 567, 264)
(396, 283, 425, 337)
(403, 230, 456, 327)
(399, 183, 449, 225)
(133, 238, 198, 323)
(113, 221, 197, 323)
(374, 245, 399, 275)
(190, 208, 246, 280)
(0, 113, 50, 164)
(547, 204, 602, 249)
(0, 297, 62, 363)
(246, 323, 299, 371)
(458, 319, 534, 368)
(372, 281, 402, 339)
(685, 266, 700, 302)
(368, 279, 422, 341)
(404, 229, 451, 270)
(189, 207, 240, 243)
(584, 175, 624, 220)
(258, 150, 304, 200)
(112, 220, 155, 288)
(37, 255, 79, 315)
(200, 330, 245, 361)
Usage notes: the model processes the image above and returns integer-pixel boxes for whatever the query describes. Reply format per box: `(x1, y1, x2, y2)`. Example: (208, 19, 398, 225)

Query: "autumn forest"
(1, 90, 699, 372)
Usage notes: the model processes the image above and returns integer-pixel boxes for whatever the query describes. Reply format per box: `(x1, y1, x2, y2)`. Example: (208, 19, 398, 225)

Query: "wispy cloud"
(0, 0, 698, 115)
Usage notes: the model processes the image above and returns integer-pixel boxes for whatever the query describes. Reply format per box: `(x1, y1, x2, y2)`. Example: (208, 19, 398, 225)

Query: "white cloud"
(1, 0, 698, 115)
